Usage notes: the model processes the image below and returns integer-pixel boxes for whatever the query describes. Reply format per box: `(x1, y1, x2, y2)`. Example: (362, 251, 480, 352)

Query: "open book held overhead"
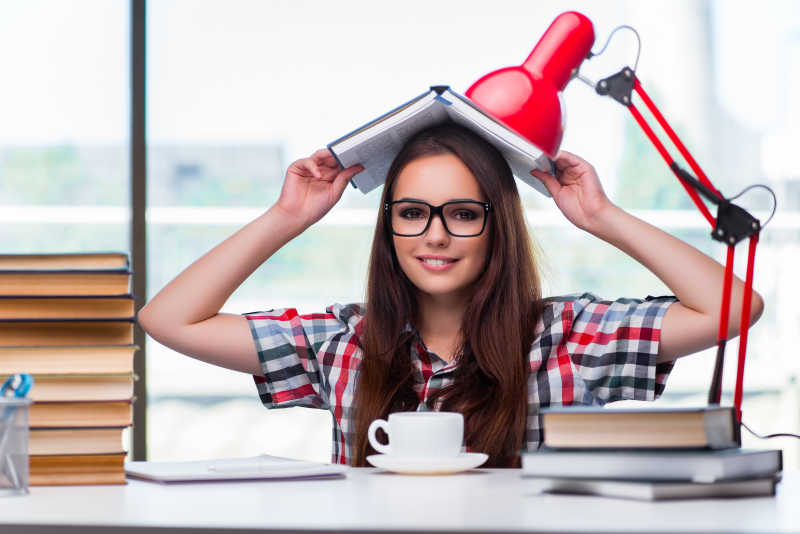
(327, 86, 556, 196)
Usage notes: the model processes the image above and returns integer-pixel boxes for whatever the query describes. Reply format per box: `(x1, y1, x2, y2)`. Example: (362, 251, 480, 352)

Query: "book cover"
(328, 85, 554, 196)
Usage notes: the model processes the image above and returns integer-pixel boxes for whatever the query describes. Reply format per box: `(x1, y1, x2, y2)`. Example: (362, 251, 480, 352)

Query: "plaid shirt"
(245, 293, 677, 465)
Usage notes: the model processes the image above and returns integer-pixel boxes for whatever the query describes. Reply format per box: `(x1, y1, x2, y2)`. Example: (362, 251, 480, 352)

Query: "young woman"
(137, 124, 763, 467)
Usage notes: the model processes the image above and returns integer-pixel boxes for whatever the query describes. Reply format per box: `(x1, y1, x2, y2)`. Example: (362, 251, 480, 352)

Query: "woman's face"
(391, 153, 491, 304)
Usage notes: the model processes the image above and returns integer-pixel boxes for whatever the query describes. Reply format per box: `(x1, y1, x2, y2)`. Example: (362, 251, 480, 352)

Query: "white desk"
(1, 469, 798, 534)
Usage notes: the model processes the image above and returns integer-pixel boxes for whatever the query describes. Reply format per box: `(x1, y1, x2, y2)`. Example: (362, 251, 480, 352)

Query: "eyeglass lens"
(390, 201, 486, 237)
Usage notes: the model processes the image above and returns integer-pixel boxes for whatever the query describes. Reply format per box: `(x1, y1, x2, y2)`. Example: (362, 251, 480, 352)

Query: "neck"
(416, 291, 470, 362)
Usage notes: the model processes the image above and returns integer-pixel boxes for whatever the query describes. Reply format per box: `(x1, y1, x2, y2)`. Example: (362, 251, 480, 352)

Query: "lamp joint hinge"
(713, 201, 761, 245)
(595, 67, 635, 106)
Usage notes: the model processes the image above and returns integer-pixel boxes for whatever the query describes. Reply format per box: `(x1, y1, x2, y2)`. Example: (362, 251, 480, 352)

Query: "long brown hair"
(352, 123, 544, 467)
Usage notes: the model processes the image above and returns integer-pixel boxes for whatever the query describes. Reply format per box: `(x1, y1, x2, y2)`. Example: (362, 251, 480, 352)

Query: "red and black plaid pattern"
(245, 293, 676, 465)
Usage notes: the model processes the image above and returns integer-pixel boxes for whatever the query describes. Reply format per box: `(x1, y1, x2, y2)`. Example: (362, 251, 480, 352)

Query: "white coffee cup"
(367, 411, 464, 458)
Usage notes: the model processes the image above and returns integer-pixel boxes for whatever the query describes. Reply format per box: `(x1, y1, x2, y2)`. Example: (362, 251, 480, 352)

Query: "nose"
(424, 212, 450, 247)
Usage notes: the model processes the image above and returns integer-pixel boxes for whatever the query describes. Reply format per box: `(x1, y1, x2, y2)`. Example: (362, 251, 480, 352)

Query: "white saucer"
(366, 452, 489, 475)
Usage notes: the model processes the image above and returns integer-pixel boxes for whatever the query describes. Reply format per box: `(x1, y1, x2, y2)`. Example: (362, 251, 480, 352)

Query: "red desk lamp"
(467, 11, 761, 422)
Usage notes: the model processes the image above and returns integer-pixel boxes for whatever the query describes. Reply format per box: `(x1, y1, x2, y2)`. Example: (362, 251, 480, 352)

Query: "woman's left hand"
(530, 151, 614, 233)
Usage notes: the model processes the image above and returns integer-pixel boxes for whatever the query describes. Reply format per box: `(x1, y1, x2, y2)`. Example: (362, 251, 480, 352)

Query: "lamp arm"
(592, 67, 761, 421)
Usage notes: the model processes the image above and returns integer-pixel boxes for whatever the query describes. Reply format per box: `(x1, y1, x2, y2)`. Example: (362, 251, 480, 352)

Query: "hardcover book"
(0, 345, 137, 375)
(29, 400, 133, 428)
(0, 270, 132, 296)
(520, 448, 782, 483)
(0, 252, 129, 270)
(539, 405, 741, 450)
(29, 427, 127, 456)
(328, 85, 555, 196)
(0, 295, 135, 320)
(0, 319, 134, 346)
(30, 453, 127, 486)
(8, 373, 134, 402)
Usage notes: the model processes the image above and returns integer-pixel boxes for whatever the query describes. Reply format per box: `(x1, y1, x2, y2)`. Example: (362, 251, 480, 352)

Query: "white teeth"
(421, 258, 453, 266)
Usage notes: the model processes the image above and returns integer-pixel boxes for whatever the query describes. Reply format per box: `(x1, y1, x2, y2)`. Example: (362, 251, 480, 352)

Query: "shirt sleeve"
(565, 293, 678, 404)
(242, 305, 358, 410)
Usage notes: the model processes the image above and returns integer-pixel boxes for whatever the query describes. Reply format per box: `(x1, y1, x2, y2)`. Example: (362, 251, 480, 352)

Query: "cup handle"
(367, 418, 391, 455)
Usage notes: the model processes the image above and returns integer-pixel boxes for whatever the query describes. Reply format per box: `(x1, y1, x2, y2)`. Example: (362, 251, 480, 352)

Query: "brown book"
(29, 427, 127, 455)
(7, 374, 134, 402)
(0, 345, 137, 374)
(0, 295, 135, 320)
(0, 319, 134, 346)
(540, 406, 740, 450)
(30, 401, 132, 428)
(29, 453, 127, 486)
(0, 270, 131, 296)
(0, 252, 129, 270)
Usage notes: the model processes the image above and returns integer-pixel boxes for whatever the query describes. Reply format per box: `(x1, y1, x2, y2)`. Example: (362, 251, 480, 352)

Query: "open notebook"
(125, 455, 348, 483)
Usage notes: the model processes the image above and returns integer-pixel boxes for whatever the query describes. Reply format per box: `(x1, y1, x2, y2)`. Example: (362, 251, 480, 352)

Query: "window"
(8, 1, 793, 467)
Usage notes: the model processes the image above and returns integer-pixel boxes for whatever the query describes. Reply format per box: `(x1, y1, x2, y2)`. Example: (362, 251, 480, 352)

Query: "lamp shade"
(466, 11, 595, 157)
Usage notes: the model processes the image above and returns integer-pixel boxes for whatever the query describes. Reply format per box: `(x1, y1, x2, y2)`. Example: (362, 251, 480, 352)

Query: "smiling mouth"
(418, 258, 457, 266)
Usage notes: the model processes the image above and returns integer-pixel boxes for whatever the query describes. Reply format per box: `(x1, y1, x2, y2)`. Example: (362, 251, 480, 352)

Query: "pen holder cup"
(0, 397, 32, 496)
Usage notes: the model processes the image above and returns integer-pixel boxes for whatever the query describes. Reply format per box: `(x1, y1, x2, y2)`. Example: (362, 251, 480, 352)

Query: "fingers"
(291, 148, 363, 184)
(331, 164, 364, 196)
(311, 148, 335, 163)
(338, 164, 364, 183)
(301, 158, 322, 178)
(530, 169, 561, 197)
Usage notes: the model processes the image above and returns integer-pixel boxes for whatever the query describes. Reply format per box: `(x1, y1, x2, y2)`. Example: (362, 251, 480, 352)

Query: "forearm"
(139, 205, 308, 329)
(588, 204, 763, 336)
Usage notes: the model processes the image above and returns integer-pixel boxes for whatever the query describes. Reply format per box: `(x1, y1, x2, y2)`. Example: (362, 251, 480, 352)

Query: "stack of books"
(521, 406, 783, 500)
(0, 252, 137, 485)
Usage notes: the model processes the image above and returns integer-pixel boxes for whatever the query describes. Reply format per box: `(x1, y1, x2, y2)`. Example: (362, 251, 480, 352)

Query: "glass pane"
(0, 1, 129, 247)
(0, 0, 131, 452)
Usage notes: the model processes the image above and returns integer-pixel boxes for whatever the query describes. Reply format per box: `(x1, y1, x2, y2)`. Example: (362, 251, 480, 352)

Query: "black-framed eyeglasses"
(384, 200, 492, 237)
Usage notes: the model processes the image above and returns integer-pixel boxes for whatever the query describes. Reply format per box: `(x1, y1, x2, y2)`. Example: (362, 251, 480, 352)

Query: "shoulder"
(242, 303, 365, 344)
(539, 292, 677, 333)
(540, 292, 603, 321)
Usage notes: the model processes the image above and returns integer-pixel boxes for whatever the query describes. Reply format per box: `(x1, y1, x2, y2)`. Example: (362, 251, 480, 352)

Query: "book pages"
(332, 92, 447, 194)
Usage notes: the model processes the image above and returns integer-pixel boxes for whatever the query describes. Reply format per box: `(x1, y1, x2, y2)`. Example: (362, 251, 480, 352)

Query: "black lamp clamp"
(670, 163, 761, 246)
(595, 67, 636, 107)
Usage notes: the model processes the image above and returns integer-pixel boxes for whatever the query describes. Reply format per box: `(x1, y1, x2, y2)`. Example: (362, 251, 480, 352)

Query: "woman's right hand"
(275, 149, 364, 228)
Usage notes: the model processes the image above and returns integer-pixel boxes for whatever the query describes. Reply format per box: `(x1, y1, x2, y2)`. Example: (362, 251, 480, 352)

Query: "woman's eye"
(453, 210, 478, 221)
(400, 208, 425, 220)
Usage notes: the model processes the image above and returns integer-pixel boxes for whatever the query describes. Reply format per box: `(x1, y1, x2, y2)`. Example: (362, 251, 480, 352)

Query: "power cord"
(742, 420, 800, 440)
(727, 183, 777, 229)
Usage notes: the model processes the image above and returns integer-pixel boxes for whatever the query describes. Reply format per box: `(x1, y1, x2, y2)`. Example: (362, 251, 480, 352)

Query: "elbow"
(136, 302, 157, 337)
(749, 290, 765, 326)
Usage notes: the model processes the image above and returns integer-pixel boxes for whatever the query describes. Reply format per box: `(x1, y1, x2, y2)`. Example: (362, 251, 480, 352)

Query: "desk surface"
(1, 469, 799, 534)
